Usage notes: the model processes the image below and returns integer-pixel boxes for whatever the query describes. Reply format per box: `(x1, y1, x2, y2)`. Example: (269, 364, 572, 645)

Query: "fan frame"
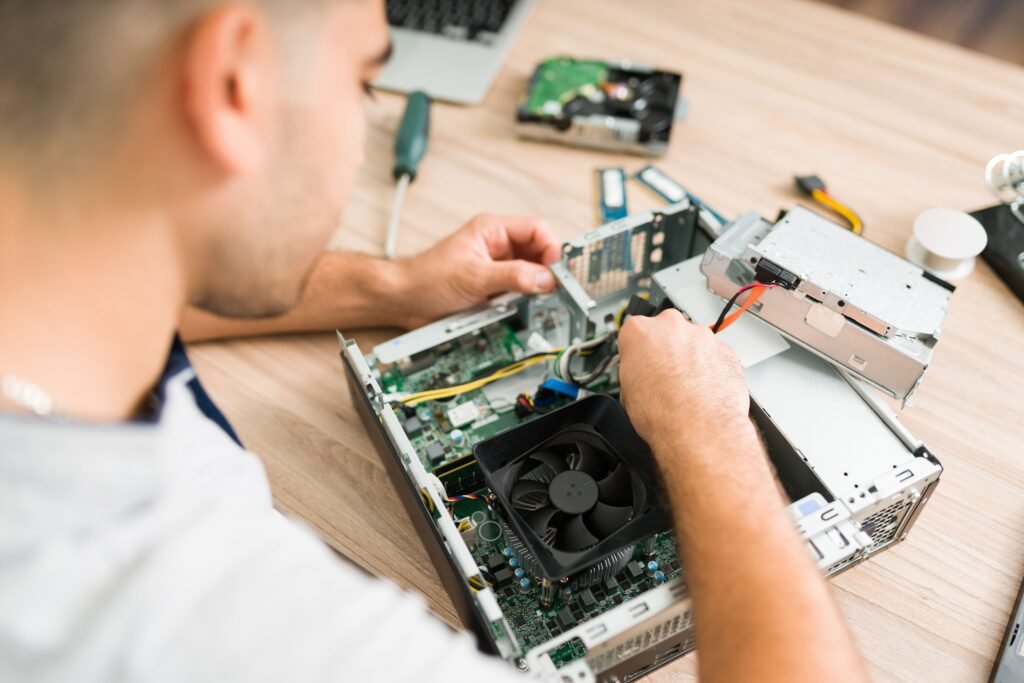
(475, 394, 672, 581)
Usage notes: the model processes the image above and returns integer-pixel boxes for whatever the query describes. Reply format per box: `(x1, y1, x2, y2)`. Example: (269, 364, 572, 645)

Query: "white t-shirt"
(0, 361, 523, 683)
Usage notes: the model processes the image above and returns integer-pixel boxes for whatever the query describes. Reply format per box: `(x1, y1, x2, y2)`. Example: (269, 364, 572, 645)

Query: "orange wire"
(712, 286, 769, 334)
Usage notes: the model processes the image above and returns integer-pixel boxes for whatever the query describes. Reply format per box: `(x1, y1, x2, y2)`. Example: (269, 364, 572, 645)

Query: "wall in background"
(816, 0, 1024, 65)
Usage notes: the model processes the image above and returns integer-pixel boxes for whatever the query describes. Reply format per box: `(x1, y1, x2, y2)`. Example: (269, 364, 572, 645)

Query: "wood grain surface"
(818, 0, 1024, 66)
(187, 1, 1024, 680)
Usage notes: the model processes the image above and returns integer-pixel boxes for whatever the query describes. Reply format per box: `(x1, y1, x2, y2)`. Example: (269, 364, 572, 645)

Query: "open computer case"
(338, 200, 943, 682)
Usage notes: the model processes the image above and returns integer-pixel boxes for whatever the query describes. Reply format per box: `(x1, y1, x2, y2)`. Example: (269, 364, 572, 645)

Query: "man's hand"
(180, 214, 561, 342)
(617, 309, 752, 459)
(395, 214, 562, 329)
(618, 308, 871, 683)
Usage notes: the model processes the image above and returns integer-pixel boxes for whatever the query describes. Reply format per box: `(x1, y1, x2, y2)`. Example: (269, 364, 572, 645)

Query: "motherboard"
(379, 319, 683, 656)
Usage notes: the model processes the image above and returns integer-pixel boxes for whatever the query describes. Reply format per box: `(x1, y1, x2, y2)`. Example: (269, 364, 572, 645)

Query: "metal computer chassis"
(337, 203, 943, 682)
(700, 206, 954, 402)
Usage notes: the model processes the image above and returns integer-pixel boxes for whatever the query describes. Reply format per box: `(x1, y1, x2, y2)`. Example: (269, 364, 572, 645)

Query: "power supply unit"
(338, 201, 943, 681)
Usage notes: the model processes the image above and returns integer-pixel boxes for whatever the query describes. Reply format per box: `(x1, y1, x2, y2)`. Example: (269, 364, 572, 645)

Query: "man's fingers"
(481, 260, 556, 295)
(619, 309, 675, 345)
(481, 215, 562, 265)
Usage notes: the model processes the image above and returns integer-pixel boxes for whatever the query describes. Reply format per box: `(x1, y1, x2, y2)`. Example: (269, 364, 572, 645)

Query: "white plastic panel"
(745, 347, 915, 504)
(653, 257, 790, 368)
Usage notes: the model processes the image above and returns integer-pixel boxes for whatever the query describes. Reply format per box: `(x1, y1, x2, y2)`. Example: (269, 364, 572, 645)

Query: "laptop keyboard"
(386, 0, 518, 43)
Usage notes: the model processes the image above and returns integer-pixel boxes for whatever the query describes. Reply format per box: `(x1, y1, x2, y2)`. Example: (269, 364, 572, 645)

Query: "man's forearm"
(652, 421, 870, 683)
(181, 252, 412, 342)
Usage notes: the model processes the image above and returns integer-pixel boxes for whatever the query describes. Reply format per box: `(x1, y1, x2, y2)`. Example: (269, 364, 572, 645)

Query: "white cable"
(560, 332, 617, 385)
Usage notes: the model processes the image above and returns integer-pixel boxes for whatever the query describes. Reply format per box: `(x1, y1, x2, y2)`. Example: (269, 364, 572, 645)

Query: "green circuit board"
(525, 57, 610, 117)
(377, 320, 682, 662)
(457, 491, 683, 653)
(383, 322, 546, 475)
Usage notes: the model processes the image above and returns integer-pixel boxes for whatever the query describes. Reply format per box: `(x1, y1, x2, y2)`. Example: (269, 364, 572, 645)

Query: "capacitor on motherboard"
(450, 429, 465, 446)
(518, 578, 533, 593)
(645, 560, 659, 577)
(470, 511, 488, 526)
(653, 571, 666, 585)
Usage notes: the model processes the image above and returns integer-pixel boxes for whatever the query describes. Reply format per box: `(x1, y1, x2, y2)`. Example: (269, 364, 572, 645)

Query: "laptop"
(378, 0, 536, 104)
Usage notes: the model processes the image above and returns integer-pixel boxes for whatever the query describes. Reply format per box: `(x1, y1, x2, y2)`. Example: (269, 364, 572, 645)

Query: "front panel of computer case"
(337, 203, 942, 682)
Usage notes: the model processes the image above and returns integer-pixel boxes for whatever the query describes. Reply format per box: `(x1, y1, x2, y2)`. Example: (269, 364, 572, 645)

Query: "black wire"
(711, 287, 750, 333)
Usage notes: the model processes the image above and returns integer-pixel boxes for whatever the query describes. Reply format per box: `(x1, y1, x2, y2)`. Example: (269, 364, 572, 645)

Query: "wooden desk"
(188, 1, 1024, 680)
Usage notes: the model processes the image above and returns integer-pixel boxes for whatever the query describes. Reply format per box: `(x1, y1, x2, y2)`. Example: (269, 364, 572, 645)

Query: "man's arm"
(181, 215, 562, 342)
(618, 311, 871, 683)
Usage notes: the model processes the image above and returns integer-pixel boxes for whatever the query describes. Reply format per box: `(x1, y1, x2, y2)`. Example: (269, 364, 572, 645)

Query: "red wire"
(711, 283, 777, 334)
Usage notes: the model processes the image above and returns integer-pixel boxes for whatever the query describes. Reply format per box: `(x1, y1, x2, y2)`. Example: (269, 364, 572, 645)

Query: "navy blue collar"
(153, 336, 242, 447)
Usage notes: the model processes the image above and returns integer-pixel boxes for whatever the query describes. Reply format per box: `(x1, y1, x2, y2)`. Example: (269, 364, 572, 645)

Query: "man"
(0, 1, 870, 682)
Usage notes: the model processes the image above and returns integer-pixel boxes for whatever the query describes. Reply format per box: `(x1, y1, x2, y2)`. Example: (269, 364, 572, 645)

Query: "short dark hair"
(0, 1, 324, 174)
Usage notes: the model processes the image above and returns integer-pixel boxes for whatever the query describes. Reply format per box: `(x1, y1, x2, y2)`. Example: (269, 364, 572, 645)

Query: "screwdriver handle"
(393, 91, 431, 182)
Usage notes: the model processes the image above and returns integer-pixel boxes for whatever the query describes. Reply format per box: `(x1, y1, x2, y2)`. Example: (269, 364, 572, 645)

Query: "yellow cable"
(614, 292, 648, 329)
(401, 353, 560, 405)
(811, 188, 863, 234)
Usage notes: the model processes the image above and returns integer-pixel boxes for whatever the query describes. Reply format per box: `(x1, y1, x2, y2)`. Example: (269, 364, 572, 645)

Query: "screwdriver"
(385, 90, 431, 259)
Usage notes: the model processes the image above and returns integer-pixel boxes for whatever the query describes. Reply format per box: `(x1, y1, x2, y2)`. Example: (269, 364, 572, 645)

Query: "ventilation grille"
(566, 229, 650, 301)
(826, 554, 859, 576)
(859, 499, 914, 547)
(587, 607, 694, 674)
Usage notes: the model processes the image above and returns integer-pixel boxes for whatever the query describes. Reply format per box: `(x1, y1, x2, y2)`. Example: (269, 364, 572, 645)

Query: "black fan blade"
(597, 465, 633, 507)
(526, 507, 559, 545)
(510, 479, 549, 511)
(556, 513, 600, 551)
(569, 441, 608, 479)
(533, 450, 569, 479)
(585, 501, 633, 539)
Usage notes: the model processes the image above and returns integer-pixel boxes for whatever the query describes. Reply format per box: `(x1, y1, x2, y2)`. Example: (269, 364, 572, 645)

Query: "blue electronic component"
(533, 378, 581, 410)
(503, 547, 513, 558)
(450, 429, 465, 446)
(509, 557, 520, 568)
(653, 570, 666, 584)
(514, 568, 526, 579)
(540, 378, 579, 399)
(519, 578, 533, 592)
(596, 168, 629, 223)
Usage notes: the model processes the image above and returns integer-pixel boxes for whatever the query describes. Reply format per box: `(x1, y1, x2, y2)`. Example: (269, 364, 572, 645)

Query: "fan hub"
(548, 470, 599, 515)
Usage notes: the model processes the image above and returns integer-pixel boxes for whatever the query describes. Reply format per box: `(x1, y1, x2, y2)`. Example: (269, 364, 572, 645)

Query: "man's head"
(0, 0, 390, 318)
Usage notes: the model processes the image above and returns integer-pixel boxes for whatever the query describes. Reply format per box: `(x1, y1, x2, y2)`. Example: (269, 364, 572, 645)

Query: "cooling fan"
(509, 425, 637, 552)
(475, 395, 671, 583)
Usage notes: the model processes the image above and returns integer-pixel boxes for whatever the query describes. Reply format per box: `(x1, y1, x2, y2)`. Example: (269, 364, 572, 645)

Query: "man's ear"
(181, 5, 273, 175)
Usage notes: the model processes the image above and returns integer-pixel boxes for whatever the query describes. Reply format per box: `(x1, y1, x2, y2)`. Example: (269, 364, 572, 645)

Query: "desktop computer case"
(338, 202, 943, 682)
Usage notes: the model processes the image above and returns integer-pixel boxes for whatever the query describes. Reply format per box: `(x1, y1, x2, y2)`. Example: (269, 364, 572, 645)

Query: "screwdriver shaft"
(385, 173, 410, 260)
